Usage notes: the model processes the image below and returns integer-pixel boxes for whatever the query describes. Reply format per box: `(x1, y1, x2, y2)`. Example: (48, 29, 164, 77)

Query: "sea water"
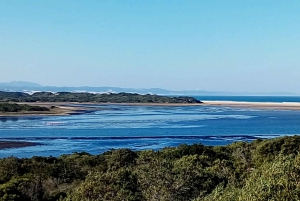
(0, 96, 300, 158)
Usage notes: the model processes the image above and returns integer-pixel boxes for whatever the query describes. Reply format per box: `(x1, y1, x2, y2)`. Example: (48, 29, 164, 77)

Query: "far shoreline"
(1, 100, 300, 117)
(0, 102, 204, 117)
(202, 100, 300, 110)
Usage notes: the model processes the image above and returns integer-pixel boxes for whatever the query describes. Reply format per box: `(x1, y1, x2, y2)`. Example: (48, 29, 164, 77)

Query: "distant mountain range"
(0, 81, 298, 96)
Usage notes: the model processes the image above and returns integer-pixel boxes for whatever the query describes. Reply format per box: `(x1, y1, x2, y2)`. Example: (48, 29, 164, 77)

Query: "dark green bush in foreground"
(1, 136, 300, 200)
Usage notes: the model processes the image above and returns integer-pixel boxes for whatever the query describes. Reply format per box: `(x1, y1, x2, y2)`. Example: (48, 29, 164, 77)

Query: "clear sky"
(0, 1, 299, 93)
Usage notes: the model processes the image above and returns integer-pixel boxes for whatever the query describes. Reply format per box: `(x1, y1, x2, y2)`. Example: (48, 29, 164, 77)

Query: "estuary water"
(1, 96, 300, 158)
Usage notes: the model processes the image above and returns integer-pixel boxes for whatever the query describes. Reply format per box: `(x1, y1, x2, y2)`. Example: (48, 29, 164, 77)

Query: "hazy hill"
(0, 81, 297, 96)
(0, 81, 213, 95)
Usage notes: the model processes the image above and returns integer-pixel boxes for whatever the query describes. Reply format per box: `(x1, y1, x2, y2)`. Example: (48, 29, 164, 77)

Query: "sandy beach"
(73, 101, 300, 110)
(203, 101, 300, 110)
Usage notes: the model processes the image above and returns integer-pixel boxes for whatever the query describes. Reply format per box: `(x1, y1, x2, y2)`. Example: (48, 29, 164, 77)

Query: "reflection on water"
(1, 104, 300, 158)
(0, 117, 20, 122)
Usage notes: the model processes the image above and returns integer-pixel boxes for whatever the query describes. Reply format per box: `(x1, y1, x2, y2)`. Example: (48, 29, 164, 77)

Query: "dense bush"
(0, 103, 49, 113)
(0, 91, 202, 104)
(0, 136, 300, 200)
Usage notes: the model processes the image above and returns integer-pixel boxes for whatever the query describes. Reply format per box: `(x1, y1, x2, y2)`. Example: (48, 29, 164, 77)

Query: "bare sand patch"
(202, 101, 300, 110)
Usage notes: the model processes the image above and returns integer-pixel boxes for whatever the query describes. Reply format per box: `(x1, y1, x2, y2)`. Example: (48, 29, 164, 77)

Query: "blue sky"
(0, 1, 299, 93)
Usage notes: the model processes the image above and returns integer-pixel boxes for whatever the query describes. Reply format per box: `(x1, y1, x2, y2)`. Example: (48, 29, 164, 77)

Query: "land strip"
(203, 101, 300, 110)
(0, 102, 205, 117)
(2, 100, 300, 117)
(0, 102, 96, 116)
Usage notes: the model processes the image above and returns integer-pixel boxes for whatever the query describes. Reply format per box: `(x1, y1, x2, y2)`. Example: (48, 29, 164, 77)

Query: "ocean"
(0, 96, 300, 158)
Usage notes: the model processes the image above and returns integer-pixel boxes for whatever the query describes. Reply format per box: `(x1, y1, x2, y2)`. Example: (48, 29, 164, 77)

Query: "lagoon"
(1, 97, 300, 158)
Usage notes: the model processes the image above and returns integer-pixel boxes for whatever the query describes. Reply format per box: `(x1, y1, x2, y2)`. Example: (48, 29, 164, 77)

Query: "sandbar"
(2, 100, 300, 117)
(0, 102, 204, 117)
(1, 101, 300, 117)
(203, 101, 300, 110)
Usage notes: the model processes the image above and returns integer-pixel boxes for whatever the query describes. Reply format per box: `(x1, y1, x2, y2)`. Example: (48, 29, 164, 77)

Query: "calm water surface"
(1, 97, 300, 158)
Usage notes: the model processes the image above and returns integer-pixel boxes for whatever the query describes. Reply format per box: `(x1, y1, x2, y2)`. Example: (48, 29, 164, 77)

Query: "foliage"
(0, 103, 49, 113)
(202, 154, 300, 201)
(1, 136, 300, 200)
(0, 91, 202, 104)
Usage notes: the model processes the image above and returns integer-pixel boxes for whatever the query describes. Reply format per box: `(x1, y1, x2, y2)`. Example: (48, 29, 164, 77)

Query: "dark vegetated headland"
(0, 102, 49, 113)
(0, 91, 202, 104)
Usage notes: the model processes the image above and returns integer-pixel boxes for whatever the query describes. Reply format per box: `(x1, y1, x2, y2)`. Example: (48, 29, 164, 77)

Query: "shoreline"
(0, 102, 95, 117)
(1, 100, 300, 117)
(202, 101, 300, 110)
(0, 102, 203, 117)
